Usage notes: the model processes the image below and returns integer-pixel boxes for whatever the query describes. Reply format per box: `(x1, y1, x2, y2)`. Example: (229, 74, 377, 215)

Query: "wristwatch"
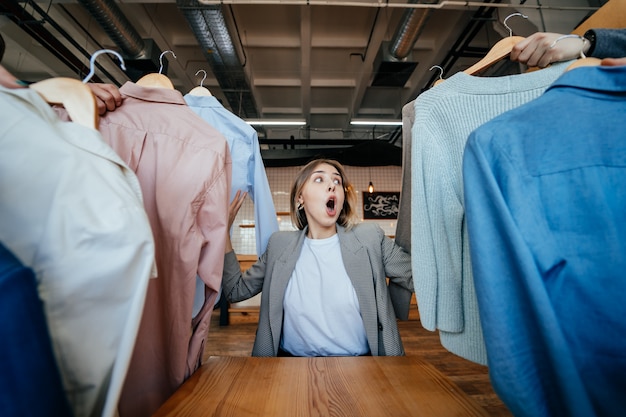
(583, 29, 597, 56)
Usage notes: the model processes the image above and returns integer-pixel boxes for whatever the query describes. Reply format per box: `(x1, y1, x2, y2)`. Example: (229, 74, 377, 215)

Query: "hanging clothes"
(463, 65, 626, 417)
(0, 241, 72, 417)
(388, 100, 417, 321)
(407, 61, 571, 365)
(184, 94, 278, 255)
(97, 82, 232, 417)
(395, 100, 415, 255)
(0, 85, 155, 417)
(184, 94, 278, 318)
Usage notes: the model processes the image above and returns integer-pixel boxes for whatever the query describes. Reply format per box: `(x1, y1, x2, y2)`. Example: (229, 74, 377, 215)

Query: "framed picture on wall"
(362, 191, 400, 220)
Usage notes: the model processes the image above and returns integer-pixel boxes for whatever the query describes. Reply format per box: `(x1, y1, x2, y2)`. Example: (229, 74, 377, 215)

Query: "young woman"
(222, 158, 413, 357)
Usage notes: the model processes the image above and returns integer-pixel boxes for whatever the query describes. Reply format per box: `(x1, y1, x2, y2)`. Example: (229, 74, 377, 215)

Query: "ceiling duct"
(177, 1, 259, 119)
(77, 0, 144, 58)
(76, 0, 166, 80)
(371, 0, 437, 87)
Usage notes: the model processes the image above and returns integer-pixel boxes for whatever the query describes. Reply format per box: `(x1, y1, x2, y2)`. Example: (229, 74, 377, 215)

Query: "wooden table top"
(152, 356, 490, 417)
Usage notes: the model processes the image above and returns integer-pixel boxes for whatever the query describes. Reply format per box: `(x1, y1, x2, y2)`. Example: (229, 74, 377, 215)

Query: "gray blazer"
(222, 223, 413, 356)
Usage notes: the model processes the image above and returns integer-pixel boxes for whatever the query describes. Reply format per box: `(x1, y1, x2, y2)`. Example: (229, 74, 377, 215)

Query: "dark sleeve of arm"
(590, 28, 626, 59)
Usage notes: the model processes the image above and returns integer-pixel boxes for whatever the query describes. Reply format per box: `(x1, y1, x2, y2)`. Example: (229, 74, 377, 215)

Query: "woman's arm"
(222, 190, 267, 302)
(222, 250, 266, 303)
(380, 228, 413, 292)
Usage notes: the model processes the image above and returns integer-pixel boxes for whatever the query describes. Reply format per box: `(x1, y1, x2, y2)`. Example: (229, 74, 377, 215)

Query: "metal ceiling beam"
(0, 0, 104, 82)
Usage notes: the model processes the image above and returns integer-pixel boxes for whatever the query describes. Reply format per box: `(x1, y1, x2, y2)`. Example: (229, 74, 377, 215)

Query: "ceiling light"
(350, 120, 402, 126)
(245, 119, 306, 126)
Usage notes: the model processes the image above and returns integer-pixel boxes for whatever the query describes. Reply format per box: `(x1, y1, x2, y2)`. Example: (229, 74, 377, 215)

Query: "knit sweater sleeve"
(410, 100, 464, 333)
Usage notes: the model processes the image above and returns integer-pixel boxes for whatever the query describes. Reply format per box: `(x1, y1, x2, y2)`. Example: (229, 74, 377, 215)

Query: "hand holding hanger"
(86, 83, 123, 115)
(510, 32, 592, 68)
(81, 49, 126, 115)
(29, 49, 126, 129)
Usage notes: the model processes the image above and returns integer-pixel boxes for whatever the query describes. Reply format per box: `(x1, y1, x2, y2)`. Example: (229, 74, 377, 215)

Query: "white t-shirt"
(281, 234, 369, 356)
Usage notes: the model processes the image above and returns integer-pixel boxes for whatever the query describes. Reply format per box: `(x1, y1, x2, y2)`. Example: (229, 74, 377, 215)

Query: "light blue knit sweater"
(409, 61, 571, 365)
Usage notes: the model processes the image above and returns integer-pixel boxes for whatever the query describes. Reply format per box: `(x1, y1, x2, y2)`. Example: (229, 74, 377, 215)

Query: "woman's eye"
(333, 179, 341, 185)
(314, 177, 322, 183)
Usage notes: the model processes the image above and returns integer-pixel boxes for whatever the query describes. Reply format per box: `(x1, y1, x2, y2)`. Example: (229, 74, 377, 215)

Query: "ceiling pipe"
(177, 1, 259, 119)
(194, 1, 598, 12)
(76, 0, 145, 58)
(388, 0, 437, 61)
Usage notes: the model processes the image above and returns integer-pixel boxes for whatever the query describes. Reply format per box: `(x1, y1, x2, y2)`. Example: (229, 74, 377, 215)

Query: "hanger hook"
(503, 12, 528, 37)
(550, 34, 587, 59)
(429, 65, 444, 80)
(195, 69, 207, 87)
(82, 49, 126, 83)
(159, 50, 177, 74)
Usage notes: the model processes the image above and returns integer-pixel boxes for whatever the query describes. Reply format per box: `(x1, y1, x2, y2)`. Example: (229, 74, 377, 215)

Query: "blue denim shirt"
(464, 64, 626, 417)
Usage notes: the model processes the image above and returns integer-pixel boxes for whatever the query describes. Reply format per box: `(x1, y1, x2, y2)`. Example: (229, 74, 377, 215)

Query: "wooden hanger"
(567, 57, 602, 70)
(136, 50, 176, 89)
(30, 78, 98, 129)
(464, 13, 528, 76)
(188, 69, 213, 96)
(30, 49, 127, 130)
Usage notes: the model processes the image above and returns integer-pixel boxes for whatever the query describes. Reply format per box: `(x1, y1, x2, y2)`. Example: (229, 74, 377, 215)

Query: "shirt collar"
(183, 94, 222, 108)
(547, 64, 626, 95)
(120, 81, 186, 105)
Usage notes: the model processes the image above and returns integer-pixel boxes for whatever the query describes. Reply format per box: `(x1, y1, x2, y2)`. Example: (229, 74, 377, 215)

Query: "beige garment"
(98, 82, 232, 417)
(0, 85, 155, 417)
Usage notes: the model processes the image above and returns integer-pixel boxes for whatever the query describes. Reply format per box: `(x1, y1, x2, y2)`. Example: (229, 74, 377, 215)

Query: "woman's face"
(298, 162, 345, 238)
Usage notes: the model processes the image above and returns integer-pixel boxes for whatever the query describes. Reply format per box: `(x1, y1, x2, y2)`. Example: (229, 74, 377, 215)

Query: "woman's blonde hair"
(290, 158, 359, 230)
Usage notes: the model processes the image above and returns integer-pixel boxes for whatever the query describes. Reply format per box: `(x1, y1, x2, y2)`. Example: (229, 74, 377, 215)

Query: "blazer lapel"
(337, 226, 379, 353)
(268, 229, 307, 351)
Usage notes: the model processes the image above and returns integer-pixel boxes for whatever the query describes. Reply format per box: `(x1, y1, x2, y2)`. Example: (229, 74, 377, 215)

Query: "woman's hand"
(229, 190, 247, 230)
(225, 190, 247, 253)
(510, 32, 589, 68)
(86, 83, 123, 115)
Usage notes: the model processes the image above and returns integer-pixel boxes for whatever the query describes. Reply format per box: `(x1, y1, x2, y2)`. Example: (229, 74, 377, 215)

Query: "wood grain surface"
(153, 355, 490, 417)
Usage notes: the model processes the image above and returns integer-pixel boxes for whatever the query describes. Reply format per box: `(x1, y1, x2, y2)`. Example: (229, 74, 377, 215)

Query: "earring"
(297, 202, 303, 210)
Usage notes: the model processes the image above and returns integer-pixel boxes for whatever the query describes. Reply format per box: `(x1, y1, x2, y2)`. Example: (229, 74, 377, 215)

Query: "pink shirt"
(98, 82, 231, 417)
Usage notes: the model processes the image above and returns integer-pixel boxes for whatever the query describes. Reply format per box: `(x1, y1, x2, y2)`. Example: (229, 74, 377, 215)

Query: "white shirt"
(281, 234, 368, 356)
(0, 86, 155, 417)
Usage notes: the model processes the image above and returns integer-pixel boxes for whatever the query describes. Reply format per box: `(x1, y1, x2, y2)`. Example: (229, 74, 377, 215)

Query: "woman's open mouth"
(326, 197, 337, 216)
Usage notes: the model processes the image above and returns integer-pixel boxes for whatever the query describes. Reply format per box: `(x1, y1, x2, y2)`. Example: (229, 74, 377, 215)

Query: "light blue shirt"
(463, 65, 626, 417)
(185, 94, 278, 255)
